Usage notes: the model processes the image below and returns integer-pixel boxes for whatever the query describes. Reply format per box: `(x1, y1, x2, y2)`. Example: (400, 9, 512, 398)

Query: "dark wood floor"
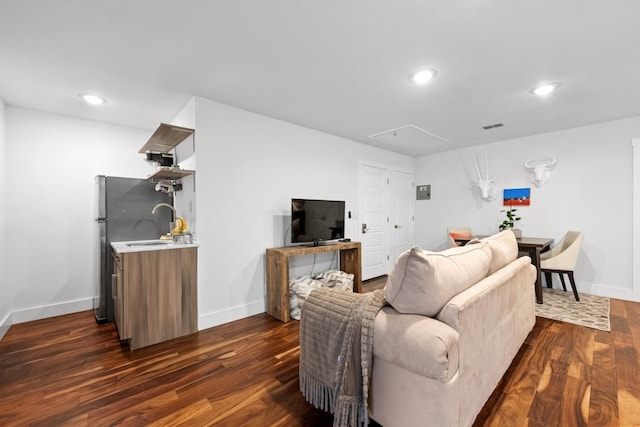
(474, 296, 640, 427)
(1, 282, 639, 426)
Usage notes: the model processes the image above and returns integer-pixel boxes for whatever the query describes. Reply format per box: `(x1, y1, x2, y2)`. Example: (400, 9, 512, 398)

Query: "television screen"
(291, 198, 345, 244)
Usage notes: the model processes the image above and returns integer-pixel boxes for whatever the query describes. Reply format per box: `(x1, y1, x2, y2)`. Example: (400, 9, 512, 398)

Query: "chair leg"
(558, 273, 568, 292)
(544, 271, 552, 288)
(567, 272, 580, 301)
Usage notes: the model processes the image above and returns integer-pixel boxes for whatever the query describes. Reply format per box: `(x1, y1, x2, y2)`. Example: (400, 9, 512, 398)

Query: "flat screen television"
(291, 198, 345, 245)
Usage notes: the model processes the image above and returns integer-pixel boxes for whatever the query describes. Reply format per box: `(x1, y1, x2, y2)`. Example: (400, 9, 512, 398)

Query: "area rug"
(535, 288, 610, 331)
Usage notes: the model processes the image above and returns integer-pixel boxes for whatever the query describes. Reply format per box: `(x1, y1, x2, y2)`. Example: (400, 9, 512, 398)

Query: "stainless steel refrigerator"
(94, 175, 173, 323)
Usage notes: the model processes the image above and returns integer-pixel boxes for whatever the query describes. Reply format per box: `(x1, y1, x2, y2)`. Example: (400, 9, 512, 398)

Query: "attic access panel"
(369, 124, 450, 151)
(138, 123, 195, 154)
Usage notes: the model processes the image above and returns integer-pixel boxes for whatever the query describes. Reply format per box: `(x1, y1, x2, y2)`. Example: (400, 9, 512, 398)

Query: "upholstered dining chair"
(540, 230, 585, 301)
(447, 227, 472, 248)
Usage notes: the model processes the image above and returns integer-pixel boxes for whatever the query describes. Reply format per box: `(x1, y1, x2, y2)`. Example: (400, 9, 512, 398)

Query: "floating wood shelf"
(138, 123, 194, 154)
(147, 167, 195, 181)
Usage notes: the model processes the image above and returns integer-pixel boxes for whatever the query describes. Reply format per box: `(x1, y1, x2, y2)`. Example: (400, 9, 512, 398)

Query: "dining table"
(514, 237, 554, 304)
(454, 235, 554, 304)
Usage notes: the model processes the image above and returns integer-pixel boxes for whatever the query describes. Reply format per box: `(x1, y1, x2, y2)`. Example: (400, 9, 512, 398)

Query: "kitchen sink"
(126, 240, 173, 247)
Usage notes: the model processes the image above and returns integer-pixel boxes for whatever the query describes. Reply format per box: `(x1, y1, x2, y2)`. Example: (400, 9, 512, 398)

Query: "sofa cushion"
(373, 306, 459, 382)
(470, 230, 518, 275)
(384, 243, 492, 317)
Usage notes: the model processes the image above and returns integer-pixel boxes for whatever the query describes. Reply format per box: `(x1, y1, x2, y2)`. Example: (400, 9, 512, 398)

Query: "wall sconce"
(524, 156, 556, 187)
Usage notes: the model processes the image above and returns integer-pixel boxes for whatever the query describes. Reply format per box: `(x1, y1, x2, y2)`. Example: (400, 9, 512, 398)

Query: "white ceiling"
(1, 0, 640, 156)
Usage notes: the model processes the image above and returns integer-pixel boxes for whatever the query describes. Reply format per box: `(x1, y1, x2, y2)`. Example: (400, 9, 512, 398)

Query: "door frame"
(632, 137, 639, 301)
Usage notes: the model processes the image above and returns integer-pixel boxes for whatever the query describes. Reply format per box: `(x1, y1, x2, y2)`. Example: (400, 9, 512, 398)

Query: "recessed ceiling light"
(79, 93, 107, 105)
(531, 83, 560, 96)
(410, 69, 437, 85)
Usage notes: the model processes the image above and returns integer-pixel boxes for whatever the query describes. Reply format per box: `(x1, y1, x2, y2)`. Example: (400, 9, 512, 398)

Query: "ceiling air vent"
(482, 122, 504, 130)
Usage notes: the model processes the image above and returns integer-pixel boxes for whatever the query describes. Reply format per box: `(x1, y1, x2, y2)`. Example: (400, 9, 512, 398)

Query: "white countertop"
(111, 239, 199, 254)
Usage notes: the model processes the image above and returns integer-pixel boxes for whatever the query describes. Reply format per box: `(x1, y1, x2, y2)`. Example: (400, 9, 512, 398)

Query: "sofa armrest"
(373, 306, 459, 382)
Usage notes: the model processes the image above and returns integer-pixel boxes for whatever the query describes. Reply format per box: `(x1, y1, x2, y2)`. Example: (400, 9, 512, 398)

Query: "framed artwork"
(503, 188, 530, 206)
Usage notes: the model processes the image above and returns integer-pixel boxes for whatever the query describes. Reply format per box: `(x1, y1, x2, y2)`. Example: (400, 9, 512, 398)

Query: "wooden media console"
(266, 241, 362, 322)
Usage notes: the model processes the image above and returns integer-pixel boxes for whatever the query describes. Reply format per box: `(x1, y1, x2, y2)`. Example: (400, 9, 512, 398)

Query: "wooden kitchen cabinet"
(112, 247, 198, 350)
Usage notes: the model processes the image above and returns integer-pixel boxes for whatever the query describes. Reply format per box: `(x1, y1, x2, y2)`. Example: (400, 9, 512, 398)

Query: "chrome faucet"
(151, 202, 176, 221)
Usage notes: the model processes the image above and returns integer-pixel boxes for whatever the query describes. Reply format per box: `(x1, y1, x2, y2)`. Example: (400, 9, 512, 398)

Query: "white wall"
(171, 97, 197, 236)
(192, 97, 414, 328)
(0, 99, 9, 339)
(4, 107, 154, 322)
(415, 116, 640, 301)
(7, 96, 633, 330)
(1, 99, 414, 331)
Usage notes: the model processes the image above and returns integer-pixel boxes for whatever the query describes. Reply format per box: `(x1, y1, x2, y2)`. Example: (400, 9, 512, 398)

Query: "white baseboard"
(198, 299, 266, 331)
(2, 297, 267, 341)
(0, 312, 11, 341)
(11, 298, 94, 325)
(581, 283, 636, 302)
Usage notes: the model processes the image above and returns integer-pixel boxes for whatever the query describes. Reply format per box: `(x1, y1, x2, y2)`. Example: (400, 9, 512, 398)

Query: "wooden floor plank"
(589, 341, 620, 426)
(1, 288, 640, 426)
(613, 329, 640, 426)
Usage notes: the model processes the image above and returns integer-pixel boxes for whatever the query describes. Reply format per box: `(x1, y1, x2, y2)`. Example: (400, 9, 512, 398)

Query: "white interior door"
(359, 164, 388, 280)
(359, 164, 415, 280)
(391, 170, 415, 262)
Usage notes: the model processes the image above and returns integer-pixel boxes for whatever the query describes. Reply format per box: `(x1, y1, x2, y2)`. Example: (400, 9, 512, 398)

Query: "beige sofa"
(369, 230, 536, 427)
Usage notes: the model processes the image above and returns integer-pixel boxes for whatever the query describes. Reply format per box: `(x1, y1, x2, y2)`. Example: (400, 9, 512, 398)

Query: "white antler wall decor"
(472, 148, 497, 201)
(524, 156, 556, 187)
